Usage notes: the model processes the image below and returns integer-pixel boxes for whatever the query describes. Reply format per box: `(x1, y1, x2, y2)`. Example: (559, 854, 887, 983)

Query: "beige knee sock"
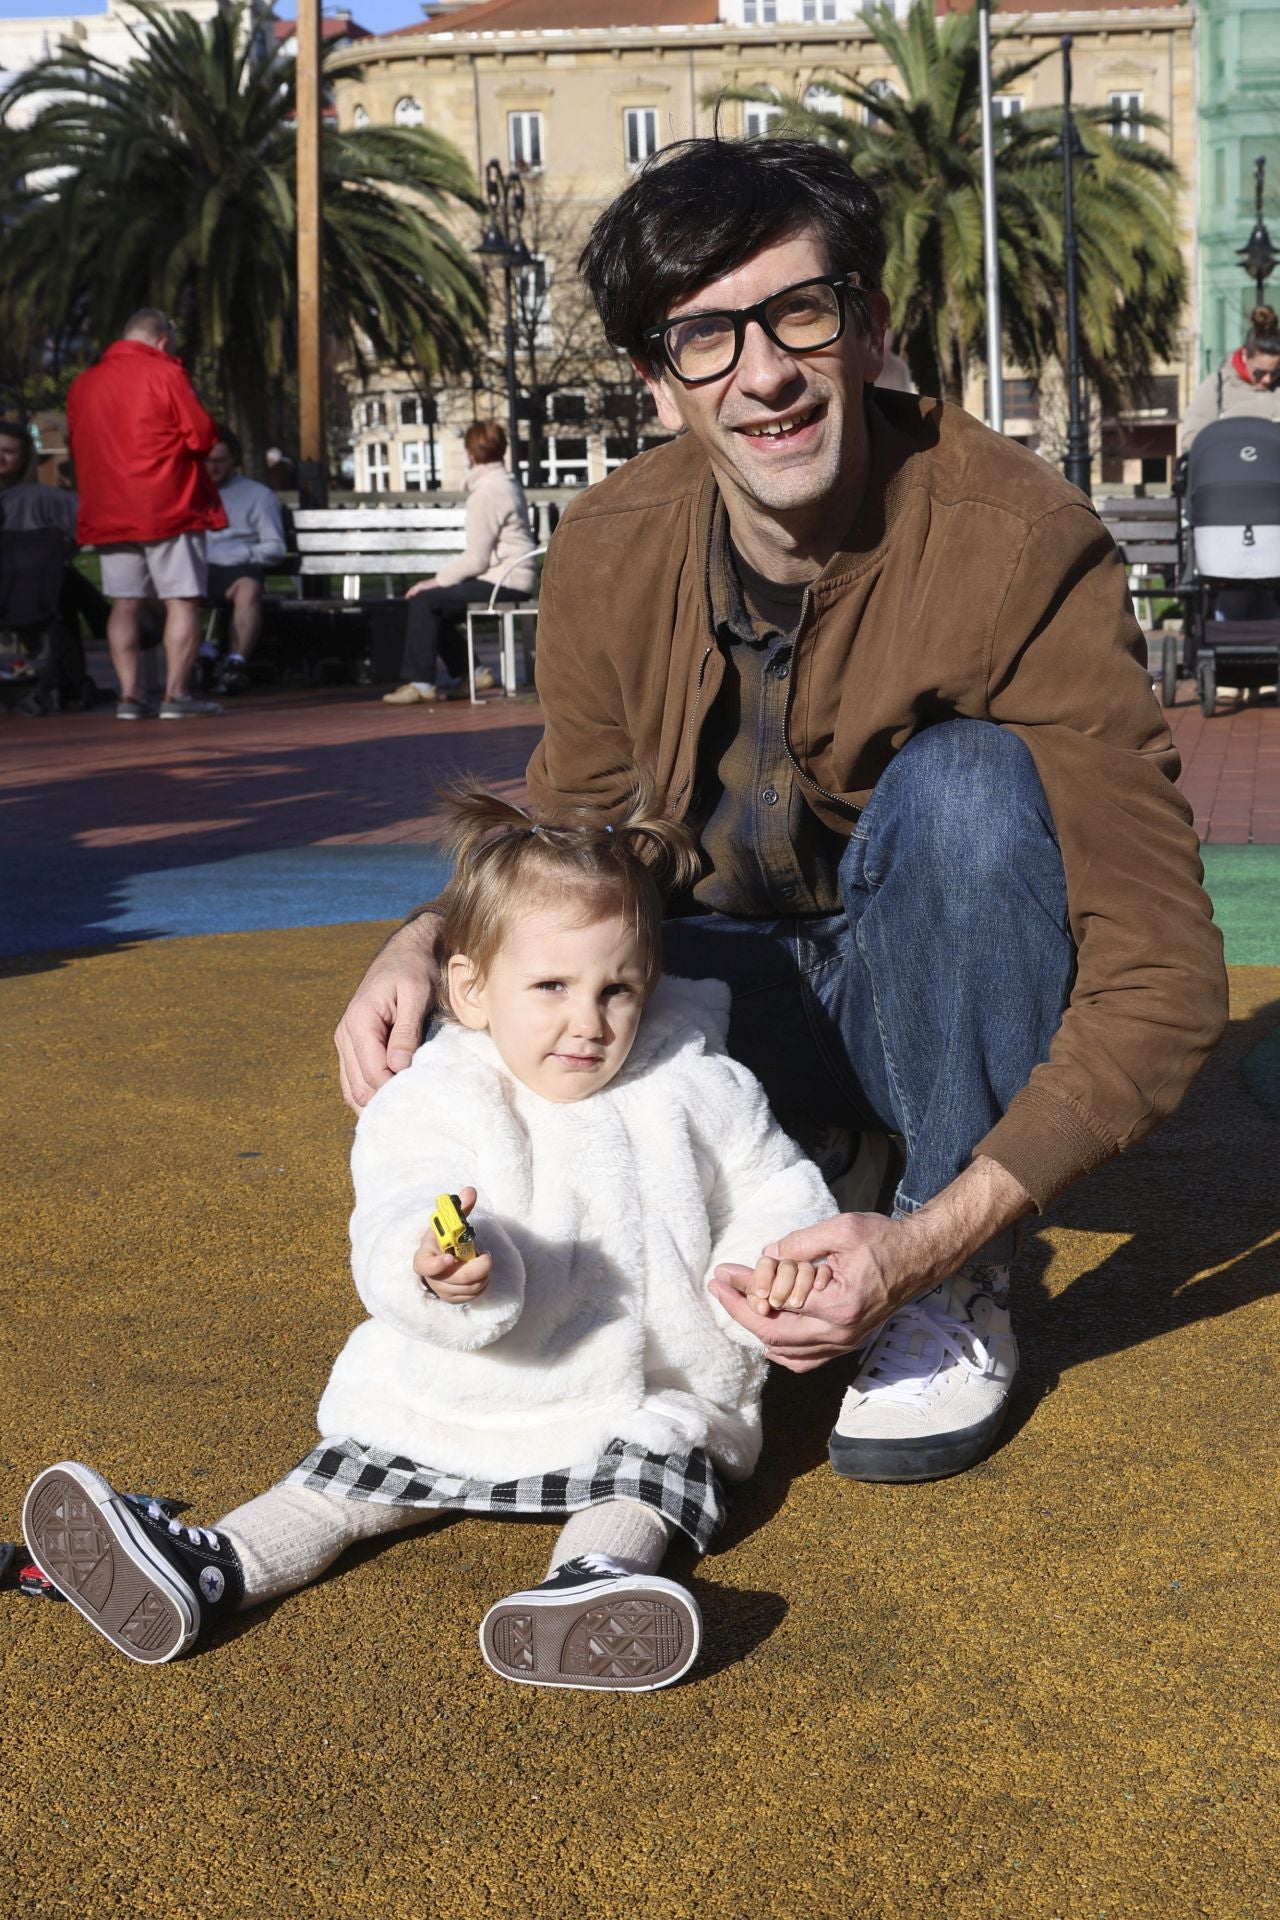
(218, 1484, 423, 1607)
(546, 1499, 671, 1579)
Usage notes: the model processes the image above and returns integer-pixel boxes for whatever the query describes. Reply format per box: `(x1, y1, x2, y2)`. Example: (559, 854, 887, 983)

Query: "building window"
(623, 107, 659, 170)
(802, 0, 837, 20)
(865, 77, 896, 126)
(744, 101, 784, 138)
(742, 0, 778, 22)
(363, 442, 390, 492)
(352, 104, 369, 129)
(393, 97, 424, 128)
(508, 110, 544, 172)
(400, 395, 424, 426)
(983, 376, 1039, 419)
(361, 397, 386, 429)
(993, 93, 1024, 123)
(400, 440, 440, 491)
(515, 253, 552, 348)
(551, 391, 588, 425)
(1109, 91, 1143, 141)
(542, 435, 590, 486)
(803, 84, 842, 116)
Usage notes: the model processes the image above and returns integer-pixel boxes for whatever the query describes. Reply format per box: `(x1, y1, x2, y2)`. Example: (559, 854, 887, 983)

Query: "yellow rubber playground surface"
(2, 913, 1278, 1920)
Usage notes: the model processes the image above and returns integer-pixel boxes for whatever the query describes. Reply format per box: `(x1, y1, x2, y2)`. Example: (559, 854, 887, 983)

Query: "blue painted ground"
(3, 845, 452, 957)
(2, 840, 1277, 963)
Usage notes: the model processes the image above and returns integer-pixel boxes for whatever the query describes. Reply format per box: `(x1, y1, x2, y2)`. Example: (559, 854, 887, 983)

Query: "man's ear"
(447, 954, 489, 1031)
(631, 355, 687, 436)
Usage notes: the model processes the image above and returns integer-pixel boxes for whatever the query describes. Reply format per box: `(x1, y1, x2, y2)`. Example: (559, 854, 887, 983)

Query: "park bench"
(1094, 495, 1185, 705)
(281, 503, 543, 691)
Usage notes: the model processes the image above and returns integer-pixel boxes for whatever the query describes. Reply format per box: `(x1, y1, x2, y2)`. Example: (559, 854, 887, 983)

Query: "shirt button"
(772, 661, 790, 680)
(761, 785, 779, 806)
(779, 884, 796, 900)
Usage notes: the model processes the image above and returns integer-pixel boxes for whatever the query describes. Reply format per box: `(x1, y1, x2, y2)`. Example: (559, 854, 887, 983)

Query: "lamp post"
(977, 0, 1004, 433)
(1057, 36, 1091, 496)
(1237, 155, 1276, 305)
(475, 160, 531, 477)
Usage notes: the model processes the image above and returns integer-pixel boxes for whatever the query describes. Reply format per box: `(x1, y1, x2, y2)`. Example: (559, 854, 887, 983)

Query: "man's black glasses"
(645, 272, 871, 387)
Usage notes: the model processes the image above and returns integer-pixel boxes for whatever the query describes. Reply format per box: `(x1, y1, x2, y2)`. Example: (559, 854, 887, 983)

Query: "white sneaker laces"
(147, 1500, 221, 1551)
(860, 1296, 996, 1407)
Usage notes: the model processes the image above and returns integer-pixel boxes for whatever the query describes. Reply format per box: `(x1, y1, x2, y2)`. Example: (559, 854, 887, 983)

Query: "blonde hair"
(435, 779, 701, 1008)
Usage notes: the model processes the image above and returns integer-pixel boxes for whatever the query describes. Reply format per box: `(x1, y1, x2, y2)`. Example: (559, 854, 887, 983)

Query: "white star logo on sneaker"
(199, 1566, 225, 1604)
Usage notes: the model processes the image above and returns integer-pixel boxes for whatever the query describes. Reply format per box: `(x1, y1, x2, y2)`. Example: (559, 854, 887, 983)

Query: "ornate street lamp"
(475, 160, 532, 475)
(1237, 156, 1276, 305)
(1054, 36, 1091, 495)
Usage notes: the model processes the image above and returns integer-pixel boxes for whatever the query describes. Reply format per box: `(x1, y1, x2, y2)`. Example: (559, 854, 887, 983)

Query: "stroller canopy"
(1187, 416, 1280, 583)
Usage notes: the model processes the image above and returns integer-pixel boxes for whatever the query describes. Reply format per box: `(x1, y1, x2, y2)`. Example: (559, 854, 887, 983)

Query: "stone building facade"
(327, 0, 1198, 492)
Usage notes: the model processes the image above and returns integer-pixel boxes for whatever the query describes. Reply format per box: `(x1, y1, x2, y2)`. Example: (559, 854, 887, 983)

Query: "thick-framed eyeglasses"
(645, 272, 871, 387)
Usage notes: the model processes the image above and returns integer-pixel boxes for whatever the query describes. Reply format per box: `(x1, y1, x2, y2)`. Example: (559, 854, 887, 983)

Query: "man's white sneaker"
(828, 1267, 1018, 1483)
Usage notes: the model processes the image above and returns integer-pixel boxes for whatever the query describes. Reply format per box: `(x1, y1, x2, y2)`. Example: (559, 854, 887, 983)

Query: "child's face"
(448, 905, 650, 1102)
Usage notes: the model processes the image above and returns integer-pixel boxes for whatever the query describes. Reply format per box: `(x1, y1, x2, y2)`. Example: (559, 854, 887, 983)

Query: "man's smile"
(736, 402, 825, 441)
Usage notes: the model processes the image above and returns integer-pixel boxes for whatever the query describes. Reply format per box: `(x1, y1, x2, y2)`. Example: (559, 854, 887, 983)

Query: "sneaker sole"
(22, 1463, 198, 1664)
(828, 1401, 1010, 1483)
(479, 1574, 701, 1691)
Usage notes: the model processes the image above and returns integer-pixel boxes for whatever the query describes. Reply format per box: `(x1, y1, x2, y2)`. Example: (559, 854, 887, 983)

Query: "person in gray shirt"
(202, 429, 287, 693)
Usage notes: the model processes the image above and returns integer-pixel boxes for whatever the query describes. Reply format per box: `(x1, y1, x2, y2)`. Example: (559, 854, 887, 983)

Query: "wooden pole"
(295, 0, 326, 507)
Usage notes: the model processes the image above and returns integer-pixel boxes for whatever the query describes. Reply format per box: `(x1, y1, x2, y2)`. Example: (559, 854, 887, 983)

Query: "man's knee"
(857, 721, 1057, 882)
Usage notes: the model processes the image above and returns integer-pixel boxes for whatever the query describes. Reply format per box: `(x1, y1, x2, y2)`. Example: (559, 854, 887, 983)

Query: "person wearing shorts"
(67, 309, 228, 720)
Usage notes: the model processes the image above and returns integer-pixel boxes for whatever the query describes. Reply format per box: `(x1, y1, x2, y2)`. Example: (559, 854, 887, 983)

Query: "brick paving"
(3, 679, 1279, 854)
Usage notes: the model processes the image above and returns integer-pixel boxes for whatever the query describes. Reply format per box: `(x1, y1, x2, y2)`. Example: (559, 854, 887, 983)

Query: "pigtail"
(610, 773, 703, 897)
(435, 781, 538, 871)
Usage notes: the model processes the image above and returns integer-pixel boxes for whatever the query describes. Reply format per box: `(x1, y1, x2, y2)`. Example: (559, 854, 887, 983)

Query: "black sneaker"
(479, 1554, 701, 1692)
(218, 658, 251, 695)
(22, 1461, 243, 1664)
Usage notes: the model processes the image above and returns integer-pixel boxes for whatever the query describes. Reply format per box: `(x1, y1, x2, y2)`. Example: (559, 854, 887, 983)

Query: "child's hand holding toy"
(415, 1187, 493, 1303)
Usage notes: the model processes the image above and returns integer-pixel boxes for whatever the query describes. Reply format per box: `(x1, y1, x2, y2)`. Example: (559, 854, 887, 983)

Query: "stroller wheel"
(1160, 636, 1179, 709)
(1197, 655, 1217, 719)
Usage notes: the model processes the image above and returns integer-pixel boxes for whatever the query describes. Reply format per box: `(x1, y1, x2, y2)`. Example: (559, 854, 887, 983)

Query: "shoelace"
(146, 1500, 222, 1552)
(861, 1297, 997, 1406)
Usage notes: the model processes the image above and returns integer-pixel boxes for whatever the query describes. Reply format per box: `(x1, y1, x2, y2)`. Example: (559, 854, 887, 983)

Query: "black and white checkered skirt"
(284, 1436, 727, 1554)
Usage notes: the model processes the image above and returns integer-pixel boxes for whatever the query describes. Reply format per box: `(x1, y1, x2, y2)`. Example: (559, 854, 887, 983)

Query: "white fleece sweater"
(318, 976, 836, 1483)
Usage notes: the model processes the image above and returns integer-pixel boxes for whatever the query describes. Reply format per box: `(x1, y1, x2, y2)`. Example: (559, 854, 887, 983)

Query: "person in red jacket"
(67, 309, 228, 720)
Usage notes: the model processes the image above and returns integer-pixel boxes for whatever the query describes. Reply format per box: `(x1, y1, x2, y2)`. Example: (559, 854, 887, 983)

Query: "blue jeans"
(664, 720, 1076, 1235)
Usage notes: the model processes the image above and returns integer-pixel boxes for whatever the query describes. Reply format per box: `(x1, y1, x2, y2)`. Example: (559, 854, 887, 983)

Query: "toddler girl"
(24, 788, 836, 1691)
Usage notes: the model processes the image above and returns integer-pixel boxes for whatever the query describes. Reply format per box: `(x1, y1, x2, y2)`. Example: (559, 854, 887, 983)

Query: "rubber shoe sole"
(22, 1463, 198, 1664)
(480, 1573, 701, 1691)
(828, 1401, 1010, 1483)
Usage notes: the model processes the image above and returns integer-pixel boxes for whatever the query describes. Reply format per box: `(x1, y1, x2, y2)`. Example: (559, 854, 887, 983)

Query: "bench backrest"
(1095, 495, 1181, 569)
(292, 506, 469, 577)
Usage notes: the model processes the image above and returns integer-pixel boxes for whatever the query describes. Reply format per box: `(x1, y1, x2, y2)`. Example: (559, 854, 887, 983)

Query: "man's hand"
(405, 577, 438, 598)
(335, 913, 442, 1111)
(712, 1211, 915, 1372)
(711, 1157, 1034, 1373)
(413, 1187, 491, 1303)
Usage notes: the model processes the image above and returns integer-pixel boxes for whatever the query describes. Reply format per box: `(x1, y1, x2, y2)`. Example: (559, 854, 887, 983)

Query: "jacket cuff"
(973, 1086, 1117, 1212)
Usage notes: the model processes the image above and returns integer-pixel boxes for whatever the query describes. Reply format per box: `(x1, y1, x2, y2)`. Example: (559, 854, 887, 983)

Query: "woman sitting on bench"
(384, 421, 537, 707)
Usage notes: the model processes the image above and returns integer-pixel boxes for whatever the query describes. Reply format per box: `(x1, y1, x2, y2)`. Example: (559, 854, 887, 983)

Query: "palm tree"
(0, 0, 487, 467)
(717, 0, 1185, 412)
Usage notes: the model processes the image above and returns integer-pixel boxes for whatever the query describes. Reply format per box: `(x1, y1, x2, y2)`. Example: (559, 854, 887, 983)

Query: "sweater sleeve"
(349, 1063, 525, 1352)
(431, 485, 506, 589)
(980, 504, 1228, 1208)
(689, 1052, 838, 1351)
(1179, 371, 1219, 451)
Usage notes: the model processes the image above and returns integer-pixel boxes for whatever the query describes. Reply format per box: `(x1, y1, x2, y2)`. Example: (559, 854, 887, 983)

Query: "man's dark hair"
(579, 136, 885, 369)
(214, 426, 243, 466)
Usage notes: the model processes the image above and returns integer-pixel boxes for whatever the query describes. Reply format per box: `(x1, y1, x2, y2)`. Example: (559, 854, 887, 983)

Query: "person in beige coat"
(1181, 305, 1280, 449)
(383, 419, 537, 705)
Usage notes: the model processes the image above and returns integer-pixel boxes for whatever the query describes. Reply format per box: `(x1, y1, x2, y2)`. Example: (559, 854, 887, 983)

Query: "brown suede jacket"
(526, 389, 1228, 1210)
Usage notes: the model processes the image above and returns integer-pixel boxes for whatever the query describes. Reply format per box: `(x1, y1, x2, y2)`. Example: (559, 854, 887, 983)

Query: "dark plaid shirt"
(689, 502, 847, 917)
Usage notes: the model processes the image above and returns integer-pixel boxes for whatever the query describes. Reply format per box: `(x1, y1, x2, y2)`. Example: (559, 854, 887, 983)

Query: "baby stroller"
(1179, 416, 1280, 717)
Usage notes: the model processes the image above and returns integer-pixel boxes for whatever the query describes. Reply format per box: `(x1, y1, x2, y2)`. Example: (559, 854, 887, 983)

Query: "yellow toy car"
(430, 1192, 481, 1264)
